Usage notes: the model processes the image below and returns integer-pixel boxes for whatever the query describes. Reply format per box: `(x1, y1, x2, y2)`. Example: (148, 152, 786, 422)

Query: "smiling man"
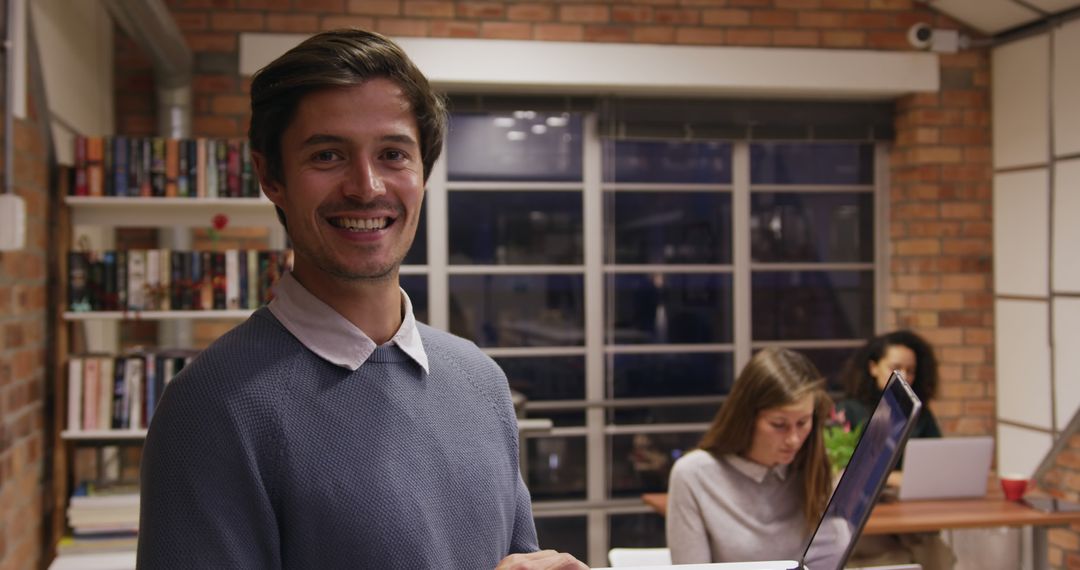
(137, 29, 587, 570)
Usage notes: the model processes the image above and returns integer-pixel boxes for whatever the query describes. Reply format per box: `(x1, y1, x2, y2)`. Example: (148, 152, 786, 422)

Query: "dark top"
(836, 398, 941, 470)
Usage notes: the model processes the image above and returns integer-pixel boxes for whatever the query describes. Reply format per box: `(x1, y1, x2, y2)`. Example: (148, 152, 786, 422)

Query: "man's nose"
(345, 157, 386, 199)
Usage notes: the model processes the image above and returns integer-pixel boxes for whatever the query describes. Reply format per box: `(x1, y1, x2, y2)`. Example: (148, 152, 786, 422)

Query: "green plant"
(823, 407, 863, 474)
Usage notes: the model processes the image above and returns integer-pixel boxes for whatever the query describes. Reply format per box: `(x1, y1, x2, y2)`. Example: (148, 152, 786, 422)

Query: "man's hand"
(496, 549, 589, 569)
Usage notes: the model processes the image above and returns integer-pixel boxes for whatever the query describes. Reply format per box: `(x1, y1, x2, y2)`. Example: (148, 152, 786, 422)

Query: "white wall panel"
(1053, 19, 1080, 157)
(993, 34, 1050, 169)
(994, 169, 1049, 296)
(1053, 159, 1080, 292)
(996, 299, 1052, 429)
(997, 423, 1053, 477)
(1053, 298, 1080, 431)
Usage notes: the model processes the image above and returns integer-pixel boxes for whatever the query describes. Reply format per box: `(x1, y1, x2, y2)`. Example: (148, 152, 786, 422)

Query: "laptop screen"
(800, 373, 922, 570)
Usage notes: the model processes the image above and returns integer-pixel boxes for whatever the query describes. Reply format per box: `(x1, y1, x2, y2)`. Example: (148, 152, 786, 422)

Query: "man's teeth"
(333, 217, 389, 231)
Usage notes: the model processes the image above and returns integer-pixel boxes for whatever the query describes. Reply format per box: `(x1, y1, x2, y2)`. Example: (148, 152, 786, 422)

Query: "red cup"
(1000, 474, 1029, 501)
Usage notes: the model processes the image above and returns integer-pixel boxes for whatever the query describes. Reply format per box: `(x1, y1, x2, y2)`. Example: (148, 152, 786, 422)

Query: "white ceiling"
(923, 0, 1080, 35)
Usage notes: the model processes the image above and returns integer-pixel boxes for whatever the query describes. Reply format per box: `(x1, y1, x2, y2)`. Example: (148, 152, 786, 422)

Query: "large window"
(406, 108, 884, 564)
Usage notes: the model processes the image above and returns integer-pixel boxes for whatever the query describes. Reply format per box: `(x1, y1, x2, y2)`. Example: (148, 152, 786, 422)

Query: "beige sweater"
(666, 449, 810, 564)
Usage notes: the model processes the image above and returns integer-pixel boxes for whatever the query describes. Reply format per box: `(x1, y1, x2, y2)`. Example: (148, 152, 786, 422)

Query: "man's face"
(257, 79, 424, 288)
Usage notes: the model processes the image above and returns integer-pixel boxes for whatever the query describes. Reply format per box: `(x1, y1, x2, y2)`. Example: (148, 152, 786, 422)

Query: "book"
(225, 249, 239, 309)
(165, 138, 179, 197)
(82, 358, 99, 431)
(74, 136, 88, 196)
(110, 357, 126, 429)
(124, 357, 144, 430)
(86, 137, 104, 197)
(101, 251, 117, 311)
(144, 250, 159, 311)
(114, 251, 127, 313)
(67, 357, 83, 433)
(196, 138, 207, 198)
(68, 252, 91, 311)
(206, 139, 218, 199)
(113, 136, 128, 197)
(98, 357, 114, 430)
(150, 137, 166, 197)
(126, 250, 146, 311)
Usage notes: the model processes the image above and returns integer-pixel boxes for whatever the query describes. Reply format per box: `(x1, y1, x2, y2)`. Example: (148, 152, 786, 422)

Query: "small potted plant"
(823, 406, 863, 476)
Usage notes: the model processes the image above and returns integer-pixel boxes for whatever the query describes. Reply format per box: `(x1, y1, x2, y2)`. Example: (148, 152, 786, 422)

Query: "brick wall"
(111, 0, 1076, 566)
(0, 59, 51, 570)
(1044, 433, 1080, 568)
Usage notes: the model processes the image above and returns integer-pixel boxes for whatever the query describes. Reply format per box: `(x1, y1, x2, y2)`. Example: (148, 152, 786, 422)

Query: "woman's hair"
(698, 347, 833, 531)
(841, 329, 939, 407)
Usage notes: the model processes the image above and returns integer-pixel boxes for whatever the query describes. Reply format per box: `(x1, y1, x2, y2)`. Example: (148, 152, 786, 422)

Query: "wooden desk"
(641, 492, 1080, 569)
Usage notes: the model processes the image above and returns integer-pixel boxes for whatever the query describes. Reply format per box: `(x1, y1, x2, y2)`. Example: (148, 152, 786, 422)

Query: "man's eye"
(314, 150, 338, 162)
(383, 149, 406, 161)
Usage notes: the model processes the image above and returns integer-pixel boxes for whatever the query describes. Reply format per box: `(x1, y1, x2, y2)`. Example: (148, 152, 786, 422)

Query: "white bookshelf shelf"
(66, 196, 276, 228)
(61, 429, 148, 441)
(64, 309, 255, 321)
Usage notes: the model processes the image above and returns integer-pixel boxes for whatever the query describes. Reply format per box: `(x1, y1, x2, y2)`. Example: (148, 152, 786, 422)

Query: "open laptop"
(599, 371, 922, 570)
(898, 437, 994, 501)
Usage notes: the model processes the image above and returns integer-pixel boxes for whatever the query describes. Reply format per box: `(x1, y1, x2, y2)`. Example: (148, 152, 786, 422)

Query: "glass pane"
(495, 355, 585, 401)
(608, 352, 734, 399)
(535, 516, 588, 562)
(448, 191, 583, 265)
(447, 112, 583, 182)
(802, 347, 859, 393)
(605, 191, 731, 264)
(609, 432, 702, 498)
(606, 273, 733, 344)
(402, 198, 427, 265)
(750, 142, 874, 185)
(609, 513, 667, 549)
(527, 409, 585, 428)
(608, 404, 718, 426)
(605, 140, 732, 184)
(449, 274, 585, 348)
(526, 436, 586, 500)
(750, 192, 873, 263)
(751, 271, 874, 341)
(399, 274, 428, 324)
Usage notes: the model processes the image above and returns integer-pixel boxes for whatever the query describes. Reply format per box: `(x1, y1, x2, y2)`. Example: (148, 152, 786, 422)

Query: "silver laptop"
(600, 372, 923, 570)
(898, 436, 994, 501)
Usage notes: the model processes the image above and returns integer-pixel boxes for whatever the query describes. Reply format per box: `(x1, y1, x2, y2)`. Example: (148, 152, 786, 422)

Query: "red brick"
(895, 238, 940, 256)
(1050, 528, 1080, 551)
(797, 11, 845, 28)
(194, 115, 242, 138)
(211, 94, 249, 115)
(534, 23, 584, 41)
(348, 0, 400, 16)
(726, 28, 770, 45)
(193, 74, 238, 94)
(236, 0, 290, 8)
(404, 1, 454, 18)
(940, 273, 987, 291)
(940, 202, 987, 219)
(613, 5, 653, 23)
(211, 11, 265, 31)
(702, 9, 750, 26)
(480, 21, 532, 39)
(456, 2, 503, 19)
(869, 0, 913, 9)
(939, 380, 986, 398)
(773, 28, 821, 46)
(895, 274, 939, 291)
(584, 25, 633, 42)
(730, 0, 770, 7)
(676, 27, 726, 45)
(429, 20, 480, 37)
(266, 14, 320, 32)
(322, 15, 376, 29)
(655, 8, 700, 25)
(559, 5, 610, 23)
(843, 12, 892, 28)
(752, 9, 797, 26)
(919, 327, 962, 346)
(633, 25, 676, 43)
(823, 0, 866, 7)
(185, 32, 238, 52)
(377, 18, 429, 36)
(911, 292, 965, 310)
(292, 0, 346, 11)
(867, 30, 909, 49)
(508, 4, 555, 22)
(172, 12, 209, 31)
(777, 0, 822, 7)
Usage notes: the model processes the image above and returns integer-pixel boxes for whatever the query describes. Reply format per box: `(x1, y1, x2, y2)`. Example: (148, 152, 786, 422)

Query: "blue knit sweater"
(137, 308, 539, 569)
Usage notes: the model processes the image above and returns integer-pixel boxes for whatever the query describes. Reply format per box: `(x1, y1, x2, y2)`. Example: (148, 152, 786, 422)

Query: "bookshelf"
(50, 144, 289, 563)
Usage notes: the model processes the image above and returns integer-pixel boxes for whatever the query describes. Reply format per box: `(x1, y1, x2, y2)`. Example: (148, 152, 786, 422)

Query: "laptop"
(598, 371, 923, 570)
(898, 437, 994, 501)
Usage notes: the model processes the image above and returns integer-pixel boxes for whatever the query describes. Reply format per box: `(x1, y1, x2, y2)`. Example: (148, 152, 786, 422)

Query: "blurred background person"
(666, 347, 832, 564)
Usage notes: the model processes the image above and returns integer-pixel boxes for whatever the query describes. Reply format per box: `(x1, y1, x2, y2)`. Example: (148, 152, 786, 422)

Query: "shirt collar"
(268, 271, 429, 373)
(723, 453, 790, 483)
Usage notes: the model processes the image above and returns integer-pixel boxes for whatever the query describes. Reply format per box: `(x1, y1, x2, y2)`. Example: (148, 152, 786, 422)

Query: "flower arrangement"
(823, 407, 863, 474)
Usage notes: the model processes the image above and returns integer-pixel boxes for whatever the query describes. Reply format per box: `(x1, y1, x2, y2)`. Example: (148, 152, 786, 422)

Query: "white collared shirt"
(268, 271, 429, 373)
(723, 453, 791, 483)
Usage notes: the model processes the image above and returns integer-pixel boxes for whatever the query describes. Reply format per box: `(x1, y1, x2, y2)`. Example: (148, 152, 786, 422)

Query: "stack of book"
(66, 351, 196, 433)
(61, 487, 140, 556)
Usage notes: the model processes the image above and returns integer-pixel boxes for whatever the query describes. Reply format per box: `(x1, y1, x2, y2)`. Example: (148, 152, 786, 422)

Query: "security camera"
(908, 23, 934, 50)
(907, 23, 963, 53)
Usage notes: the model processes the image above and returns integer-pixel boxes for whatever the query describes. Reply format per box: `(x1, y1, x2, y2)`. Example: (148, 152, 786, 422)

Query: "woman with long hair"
(666, 347, 833, 564)
(839, 329, 941, 440)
